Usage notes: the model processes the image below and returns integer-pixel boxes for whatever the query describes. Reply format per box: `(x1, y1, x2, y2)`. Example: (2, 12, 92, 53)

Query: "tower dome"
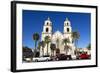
(44, 17, 52, 26)
(64, 17, 71, 26)
(63, 17, 72, 34)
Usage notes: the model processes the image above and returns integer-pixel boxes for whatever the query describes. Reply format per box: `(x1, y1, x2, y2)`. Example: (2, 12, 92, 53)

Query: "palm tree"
(56, 38, 60, 48)
(50, 43, 56, 56)
(56, 48, 60, 55)
(63, 38, 70, 55)
(37, 41, 41, 56)
(39, 41, 45, 56)
(44, 36, 51, 56)
(71, 31, 80, 55)
(87, 43, 91, 50)
(71, 31, 80, 48)
(33, 33, 40, 57)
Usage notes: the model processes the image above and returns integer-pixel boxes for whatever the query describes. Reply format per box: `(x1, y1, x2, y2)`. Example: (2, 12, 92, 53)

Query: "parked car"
(24, 58, 32, 62)
(79, 53, 90, 59)
(66, 55, 72, 60)
(71, 55, 76, 60)
(55, 54, 72, 61)
(33, 55, 51, 62)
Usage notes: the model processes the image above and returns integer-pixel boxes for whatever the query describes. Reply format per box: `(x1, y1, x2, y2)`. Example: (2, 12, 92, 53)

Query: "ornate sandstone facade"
(40, 17, 75, 57)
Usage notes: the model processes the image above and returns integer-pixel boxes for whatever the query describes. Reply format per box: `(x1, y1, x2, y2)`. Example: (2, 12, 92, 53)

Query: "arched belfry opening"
(46, 28, 49, 32)
(67, 28, 69, 32)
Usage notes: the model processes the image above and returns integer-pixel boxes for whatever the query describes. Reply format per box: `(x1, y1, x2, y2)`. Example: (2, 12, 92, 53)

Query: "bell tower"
(63, 18, 72, 38)
(42, 17, 52, 41)
(63, 17, 75, 57)
(40, 17, 52, 56)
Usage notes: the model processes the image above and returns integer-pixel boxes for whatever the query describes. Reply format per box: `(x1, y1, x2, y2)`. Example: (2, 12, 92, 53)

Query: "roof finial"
(47, 17, 50, 20)
(66, 17, 69, 21)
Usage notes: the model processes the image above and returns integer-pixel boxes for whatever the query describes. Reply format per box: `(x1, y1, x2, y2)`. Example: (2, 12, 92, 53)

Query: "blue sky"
(22, 10, 91, 49)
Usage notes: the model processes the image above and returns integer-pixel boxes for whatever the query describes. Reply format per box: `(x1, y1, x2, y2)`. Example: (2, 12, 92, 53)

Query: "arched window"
(65, 22, 69, 26)
(46, 28, 49, 32)
(67, 22, 69, 25)
(47, 22, 49, 25)
(67, 28, 69, 32)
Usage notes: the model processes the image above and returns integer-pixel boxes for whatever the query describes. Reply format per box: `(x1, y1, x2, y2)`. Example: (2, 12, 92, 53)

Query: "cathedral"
(40, 17, 76, 57)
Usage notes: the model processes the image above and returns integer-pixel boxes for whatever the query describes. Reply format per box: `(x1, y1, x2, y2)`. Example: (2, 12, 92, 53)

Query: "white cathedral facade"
(40, 17, 76, 57)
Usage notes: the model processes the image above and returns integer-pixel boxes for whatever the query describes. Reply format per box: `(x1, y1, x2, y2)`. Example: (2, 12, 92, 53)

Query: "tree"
(87, 43, 91, 50)
(23, 46, 33, 61)
(33, 33, 40, 57)
(37, 41, 41, 52)
(63, 38, 70, 55)
(50, 43, 56, 56)
(37, 42, 41, 57)
(56, 38, 60, 48)
(39, 41, 45, 56)
(44, 36, 51, 56)
(71, 31, 80, 48)
(56, 48, 60, 55)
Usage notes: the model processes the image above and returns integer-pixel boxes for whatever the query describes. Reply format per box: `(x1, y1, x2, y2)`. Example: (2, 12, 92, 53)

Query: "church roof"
(52, 30, 64, 42)
(53, 30, 63, 37)
(54, 30, 62, 35)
